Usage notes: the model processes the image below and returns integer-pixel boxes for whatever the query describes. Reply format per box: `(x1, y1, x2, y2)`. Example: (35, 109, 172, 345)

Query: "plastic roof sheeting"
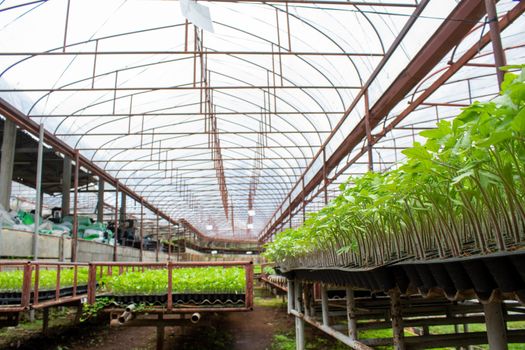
(0, 0, 523, 239)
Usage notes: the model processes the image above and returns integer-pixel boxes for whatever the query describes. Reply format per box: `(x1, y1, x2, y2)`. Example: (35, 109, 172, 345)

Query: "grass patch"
(269, 332, 348, 350)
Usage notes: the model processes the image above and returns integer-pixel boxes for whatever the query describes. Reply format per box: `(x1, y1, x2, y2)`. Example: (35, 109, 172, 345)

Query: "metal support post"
(120, 191, 127, 224)
(168, 223, 172, 261)
(113, 183, 119, 261)
(33, 124, 44, 260)
(287, 279, 293, 314)
(346, 287, 357, 340)
(484, 302, 508, 350)
(97, 180, 104, 222)
(71, 150, 79, 262)
(0, 119, 16, 210)
(364, 90, 373, 172)
(390, 290, 405, 350)
(156, 214, 160, 262)
(294, 280, 305, 350)
(139, 199, 144, 262)
(62, 156, 71, 216)
(321, 284, 329, 326)
(484, 0, 507, 85)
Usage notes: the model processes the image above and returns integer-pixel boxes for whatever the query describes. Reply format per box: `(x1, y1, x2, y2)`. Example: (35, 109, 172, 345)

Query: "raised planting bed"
(98, 266, 247, 307)
(265, 68, 525, 271)
(0, 267, 89, 305)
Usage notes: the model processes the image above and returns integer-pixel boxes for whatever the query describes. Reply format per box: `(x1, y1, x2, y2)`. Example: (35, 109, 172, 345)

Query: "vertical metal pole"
(71, 150, 79, 262)
(113, 183, 119, 262)
(184, 19, 189, 52)
(484, 0, 507, 86)
(346, 287, 357, 340)
(321, 284, 330, 326)
(33, 124, 44, 260)
(287, 279, 293, 314)
(390, 290, 405, 350)
(62, 0, 71, 52)
(167, 223, 172, 261)
(156, 214, 159, 262)
(62, 156, 71, 216)
(322, 148, 328, 205)
(139, 199, 144, 262)
(245, 262, 254, 310)
(484, 302, 508, 350)
(97, 180, 104, 223)
(0, 119, 16, 210)
(285, 2, 292, 51)
(294, 280, 305, 350)
(364, 90, 373, 172)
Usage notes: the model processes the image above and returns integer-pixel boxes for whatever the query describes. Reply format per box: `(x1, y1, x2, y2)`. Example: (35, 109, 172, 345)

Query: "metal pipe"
(294, 280, 305, 350)
(190, 313, 201, 324)
(156, 214, 159, 262)
(287, 279, 293, 314)
(484, 0, 507, 85)
(321, 284, 329, 326)
(113, 183, 119, 261)
(139, 199, 144, 262)
(118, 310, 135, 324)
(71, 150, 79, 262)
(32, 124, 44, 260)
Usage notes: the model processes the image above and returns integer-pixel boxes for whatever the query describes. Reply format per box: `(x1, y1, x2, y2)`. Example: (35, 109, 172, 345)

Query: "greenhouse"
(0, 0, 524, 349)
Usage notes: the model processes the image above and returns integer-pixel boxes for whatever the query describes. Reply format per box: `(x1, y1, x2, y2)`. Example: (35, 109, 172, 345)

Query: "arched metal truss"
(0, 0, 523, 241)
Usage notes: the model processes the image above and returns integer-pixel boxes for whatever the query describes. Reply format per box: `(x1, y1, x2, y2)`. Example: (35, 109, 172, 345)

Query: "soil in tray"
(0, 285, 88, 305)
(105, 293, 246, 306)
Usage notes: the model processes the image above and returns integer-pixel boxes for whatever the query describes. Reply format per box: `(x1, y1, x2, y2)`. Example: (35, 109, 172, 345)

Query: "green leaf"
(511, 107, 525, 132)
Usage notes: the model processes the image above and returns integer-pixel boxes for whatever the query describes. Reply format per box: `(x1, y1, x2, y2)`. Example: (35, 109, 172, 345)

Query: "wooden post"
(156, 313, 164, 350)
(346, 287, 357, 340)
(484, 302, 508, 350)
(42, 307, 49, 336)
(390, 290, 405, 350)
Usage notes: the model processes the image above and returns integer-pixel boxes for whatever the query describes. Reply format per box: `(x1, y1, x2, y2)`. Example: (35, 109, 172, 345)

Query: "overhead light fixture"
(246, 251, 253, 255)
(248, 210, 255, 217)
(247, 223, 254, 229)
(206, 224, 213, 230)
(211, 250, 218, 255)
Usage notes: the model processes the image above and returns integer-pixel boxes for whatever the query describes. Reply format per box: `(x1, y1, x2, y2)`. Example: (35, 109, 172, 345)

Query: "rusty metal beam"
(0, 97, 186, 234)
(259, 0, 495, 242)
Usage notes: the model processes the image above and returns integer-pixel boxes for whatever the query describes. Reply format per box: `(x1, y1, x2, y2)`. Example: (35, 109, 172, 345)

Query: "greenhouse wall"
(0, 229, 169, 262)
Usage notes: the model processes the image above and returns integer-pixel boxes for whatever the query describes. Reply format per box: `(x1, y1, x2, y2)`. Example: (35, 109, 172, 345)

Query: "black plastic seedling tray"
(106, 293, 246, 306)
(0, 285, 88, 305)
